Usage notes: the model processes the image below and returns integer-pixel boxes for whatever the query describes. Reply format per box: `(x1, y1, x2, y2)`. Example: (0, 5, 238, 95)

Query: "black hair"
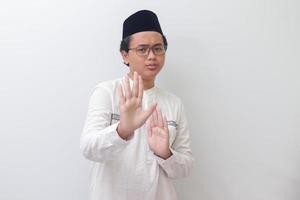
(120, 34, 168, 66)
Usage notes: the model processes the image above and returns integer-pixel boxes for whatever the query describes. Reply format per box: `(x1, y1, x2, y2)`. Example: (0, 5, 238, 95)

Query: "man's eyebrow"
(136, 43, 164, 47)
(153, 43, 164, 46)
(136, 44, 149, 47)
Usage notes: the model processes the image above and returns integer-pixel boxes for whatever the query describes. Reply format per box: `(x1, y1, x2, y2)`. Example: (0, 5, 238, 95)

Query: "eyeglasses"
(128, 44, 167, 57)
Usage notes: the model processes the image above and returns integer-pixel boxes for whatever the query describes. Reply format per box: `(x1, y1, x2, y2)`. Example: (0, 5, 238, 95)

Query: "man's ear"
(121, 50, 129, 65)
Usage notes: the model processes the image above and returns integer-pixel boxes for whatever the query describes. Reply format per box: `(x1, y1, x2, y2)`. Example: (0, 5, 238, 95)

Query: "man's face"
(121, 31, 166, 82)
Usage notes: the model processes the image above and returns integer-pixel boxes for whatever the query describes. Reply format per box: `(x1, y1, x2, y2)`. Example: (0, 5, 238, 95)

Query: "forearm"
(80, 122, 129, 162)
(155, 148, 194, 179)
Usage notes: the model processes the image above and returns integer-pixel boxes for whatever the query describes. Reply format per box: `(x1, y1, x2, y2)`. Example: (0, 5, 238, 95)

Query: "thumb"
(141, 103, 157, 122)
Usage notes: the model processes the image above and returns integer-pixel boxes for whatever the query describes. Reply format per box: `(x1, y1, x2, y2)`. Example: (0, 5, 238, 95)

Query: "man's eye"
(154, 47, 163, 51)
(137, 48, 147, 53)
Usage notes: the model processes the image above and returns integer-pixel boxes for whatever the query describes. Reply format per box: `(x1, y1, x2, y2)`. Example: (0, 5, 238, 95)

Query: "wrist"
(155, 149, 172, 160)
(116, 123, 132, 140)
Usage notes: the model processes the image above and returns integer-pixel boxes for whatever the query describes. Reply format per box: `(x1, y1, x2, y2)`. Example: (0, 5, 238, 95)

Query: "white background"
(0, 0, 299, 199)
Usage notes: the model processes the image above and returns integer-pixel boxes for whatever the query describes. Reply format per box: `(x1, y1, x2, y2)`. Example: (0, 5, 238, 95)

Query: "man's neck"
(143, 80, 155, 90)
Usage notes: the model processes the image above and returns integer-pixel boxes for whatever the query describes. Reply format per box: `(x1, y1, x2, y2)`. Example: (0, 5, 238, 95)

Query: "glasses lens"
(153, 46, 165, 55)
(136, 47, 149, 56)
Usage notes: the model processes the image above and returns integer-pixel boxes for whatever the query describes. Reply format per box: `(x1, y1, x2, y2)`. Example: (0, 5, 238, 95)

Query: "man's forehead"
(130, 31, 163, 45)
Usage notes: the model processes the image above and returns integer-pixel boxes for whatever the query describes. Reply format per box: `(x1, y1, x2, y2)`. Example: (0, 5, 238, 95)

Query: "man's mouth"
(146, 64, 157, 70)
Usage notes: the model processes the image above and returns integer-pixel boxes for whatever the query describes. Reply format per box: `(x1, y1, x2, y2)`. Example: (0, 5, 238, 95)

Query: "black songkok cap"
(122, 10, 163, 39)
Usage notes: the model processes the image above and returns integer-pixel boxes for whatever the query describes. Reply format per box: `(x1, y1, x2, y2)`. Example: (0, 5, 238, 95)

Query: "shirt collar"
(128, 76, 157, 96)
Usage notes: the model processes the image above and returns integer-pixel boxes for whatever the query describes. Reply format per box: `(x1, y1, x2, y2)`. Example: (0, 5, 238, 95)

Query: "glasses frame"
(128, 44, 167, 57)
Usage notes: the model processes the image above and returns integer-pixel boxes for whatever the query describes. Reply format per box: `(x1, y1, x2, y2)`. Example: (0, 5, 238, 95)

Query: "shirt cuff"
(154, 148, 177, 166)
(107, 122, 130, 145)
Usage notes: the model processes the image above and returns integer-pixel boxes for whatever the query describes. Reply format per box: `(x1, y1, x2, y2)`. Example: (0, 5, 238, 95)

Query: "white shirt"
(80, 78, 194, 200)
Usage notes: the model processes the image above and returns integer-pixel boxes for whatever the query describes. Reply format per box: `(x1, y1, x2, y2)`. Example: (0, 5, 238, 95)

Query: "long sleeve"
(155, 101, 194, 179)
(80, 84, 129, 162)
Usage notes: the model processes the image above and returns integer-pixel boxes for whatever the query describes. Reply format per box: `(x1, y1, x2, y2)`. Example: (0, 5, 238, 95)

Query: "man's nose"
(147, 48, 156, 59)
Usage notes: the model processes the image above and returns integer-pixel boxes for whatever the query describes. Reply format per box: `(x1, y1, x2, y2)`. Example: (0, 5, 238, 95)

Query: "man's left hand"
(146, 106, 172, 160)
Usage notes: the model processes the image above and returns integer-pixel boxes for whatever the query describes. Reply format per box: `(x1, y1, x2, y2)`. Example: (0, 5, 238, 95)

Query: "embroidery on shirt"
(167, 120, 178, 129)
(110, 113, 120, 125)
(110, 113, 177, 130)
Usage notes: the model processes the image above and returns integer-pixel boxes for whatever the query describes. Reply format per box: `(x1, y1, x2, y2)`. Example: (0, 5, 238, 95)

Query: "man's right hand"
(117, 71, 157, 140)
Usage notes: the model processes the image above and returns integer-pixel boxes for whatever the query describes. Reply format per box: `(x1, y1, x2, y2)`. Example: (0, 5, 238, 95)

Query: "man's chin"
(141, 73, 157, 81)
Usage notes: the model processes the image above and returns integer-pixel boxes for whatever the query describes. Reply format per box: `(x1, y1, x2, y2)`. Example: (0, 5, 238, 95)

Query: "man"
(80, 10, 194, 200)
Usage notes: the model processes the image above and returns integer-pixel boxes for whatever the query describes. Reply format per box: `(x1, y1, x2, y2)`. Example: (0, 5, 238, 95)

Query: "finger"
(149, 113, 154, 129)
(156, 127, 165, 137)
(132, 71, 138, 97)
(163, 115, 169, 133)
(138, 75, 143, 101)
(146, 120, 152, 138)
(118, 83, 125, 105)
(152, 106, 158, 126)
(124, 75, 131, 99)
(157, 106, 164, 128)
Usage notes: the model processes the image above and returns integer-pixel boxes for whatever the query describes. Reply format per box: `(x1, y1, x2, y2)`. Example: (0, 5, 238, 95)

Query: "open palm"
(147, 107, 172, 159)
(117, 72, 156, 139)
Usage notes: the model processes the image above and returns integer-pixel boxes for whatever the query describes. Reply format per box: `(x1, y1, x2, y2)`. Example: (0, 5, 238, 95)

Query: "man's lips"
(146, 64, 158, 69)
